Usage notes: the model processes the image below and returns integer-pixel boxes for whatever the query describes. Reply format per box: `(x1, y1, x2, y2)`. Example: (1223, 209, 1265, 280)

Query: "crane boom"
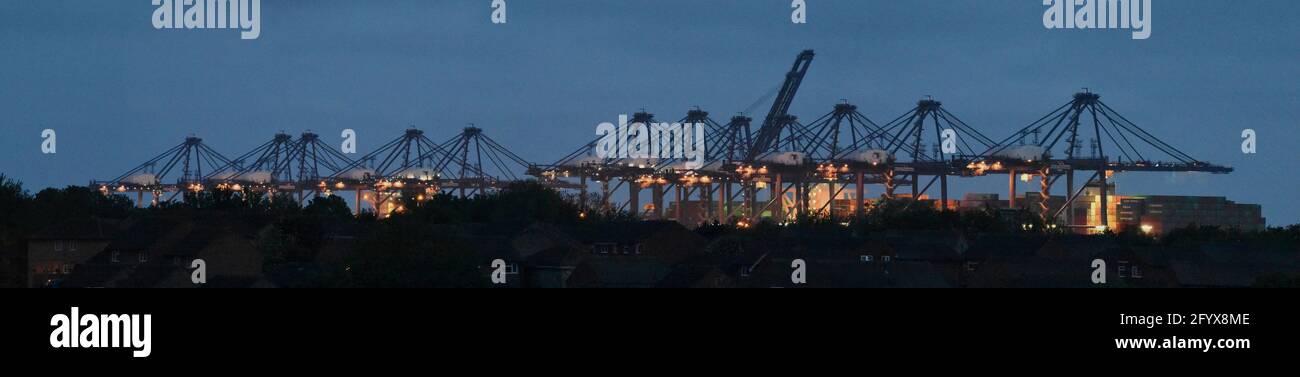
(747, 50, 815, 161)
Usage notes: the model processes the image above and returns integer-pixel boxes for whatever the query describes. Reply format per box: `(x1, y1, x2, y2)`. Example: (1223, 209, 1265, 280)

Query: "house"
(656, 262, 736, 288)
(712, 233, 951, 288)
(62, 215, 271, 288)
(962, 234, 1179, 288)
(26, 217, 119, 288)
(739, 252, 951, 288)
(489, 221, 708, 288)
(1167, 244, 1300, 288)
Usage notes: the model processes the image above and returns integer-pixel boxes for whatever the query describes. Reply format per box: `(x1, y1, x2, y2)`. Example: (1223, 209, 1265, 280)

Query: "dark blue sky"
(2, 0, 1298, 224)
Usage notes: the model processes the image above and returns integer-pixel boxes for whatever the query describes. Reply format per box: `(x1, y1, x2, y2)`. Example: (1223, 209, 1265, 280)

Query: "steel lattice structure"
(206, 131, 356, 196)
(93, 51, 1235, 230)
(94, 136, 233, 205)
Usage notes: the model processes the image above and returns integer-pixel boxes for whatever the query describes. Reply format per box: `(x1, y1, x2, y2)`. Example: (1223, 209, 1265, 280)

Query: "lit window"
(1118, 265, 1128, 278)
(860, 255, 873, 263)
(62, 264, 72, 274)
(505, 263, 519, 275)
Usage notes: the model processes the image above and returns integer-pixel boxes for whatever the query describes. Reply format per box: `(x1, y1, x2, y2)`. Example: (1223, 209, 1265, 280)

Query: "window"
(882, 256, 892, 263)
(61, 264, 72, 274)
(1132, 266, 1143, 279)
(740, 267, 752, 278)
(860, 255, 873, 263)
(55, 241, 64, 252)
(138, 252, 148, 263)
(69, 241, 77, 251)
(1118, 265, 1128, 278)
(505, 263, 519, 275)
(634, 244, 643, 255)
(111, 251, 121, 263)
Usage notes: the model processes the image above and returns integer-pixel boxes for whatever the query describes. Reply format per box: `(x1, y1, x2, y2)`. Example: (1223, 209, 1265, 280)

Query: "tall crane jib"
(748, 50, 814, 161)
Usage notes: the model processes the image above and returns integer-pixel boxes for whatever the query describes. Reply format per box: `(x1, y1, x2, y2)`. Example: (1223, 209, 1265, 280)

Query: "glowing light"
(335, 182, 345, 189)
(1020, 174, 1032, 182)
(1140, 224, 1154, 234)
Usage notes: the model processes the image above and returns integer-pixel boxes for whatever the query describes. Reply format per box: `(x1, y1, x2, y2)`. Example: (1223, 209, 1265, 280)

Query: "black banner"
(2, 289, 1292, 366)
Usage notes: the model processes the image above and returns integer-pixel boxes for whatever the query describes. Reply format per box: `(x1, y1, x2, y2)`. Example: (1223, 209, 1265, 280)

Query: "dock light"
(1140, 224, 1154, 234)
(231, 184, 243, 191)
(335, 182, 345, 189)
(116, 186, 127, 193)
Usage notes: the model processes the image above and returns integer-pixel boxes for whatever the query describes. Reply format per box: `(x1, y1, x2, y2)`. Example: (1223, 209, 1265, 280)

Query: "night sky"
(2, 0, 1297, 225)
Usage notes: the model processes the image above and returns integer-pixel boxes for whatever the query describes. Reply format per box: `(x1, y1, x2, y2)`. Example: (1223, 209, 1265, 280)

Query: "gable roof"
(29, 217, 120, 241)
(569, 221, 688, 244)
